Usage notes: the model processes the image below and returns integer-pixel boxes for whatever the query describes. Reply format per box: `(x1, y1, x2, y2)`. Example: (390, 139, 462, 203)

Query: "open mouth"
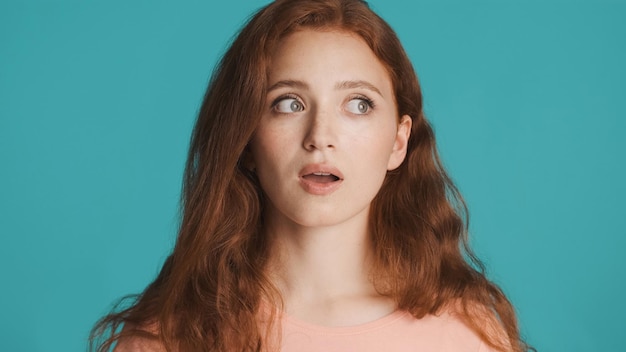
(302, 172, 341, 183)
(298, 164, 344, 195)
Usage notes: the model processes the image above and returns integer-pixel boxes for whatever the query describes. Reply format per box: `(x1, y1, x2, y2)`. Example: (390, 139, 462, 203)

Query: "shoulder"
(113, 324, 166, 352)
(114, 338, 165, 352)
(397, 310, 506, 352)
(426, 308, 511, 352)
(416, 311, 485, 349)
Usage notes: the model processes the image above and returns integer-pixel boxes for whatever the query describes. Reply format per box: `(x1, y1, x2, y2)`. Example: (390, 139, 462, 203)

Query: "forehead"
(267, 29, 393, 96)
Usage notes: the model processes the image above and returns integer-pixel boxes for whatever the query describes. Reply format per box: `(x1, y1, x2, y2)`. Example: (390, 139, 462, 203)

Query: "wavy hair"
(90, 0, 531, 351)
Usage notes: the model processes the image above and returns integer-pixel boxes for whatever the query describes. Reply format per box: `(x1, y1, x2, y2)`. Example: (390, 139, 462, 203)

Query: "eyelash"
(270, 94, 303, 113)
(349, 94, 376, 110)
(269, 93, 377, 113)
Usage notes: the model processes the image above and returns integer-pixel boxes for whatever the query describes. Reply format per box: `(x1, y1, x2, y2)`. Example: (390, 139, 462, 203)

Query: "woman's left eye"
(345, 97, 373, 114)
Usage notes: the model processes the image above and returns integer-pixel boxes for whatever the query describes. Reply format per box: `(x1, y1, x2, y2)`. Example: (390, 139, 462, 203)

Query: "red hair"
(91, 1, 531, 351)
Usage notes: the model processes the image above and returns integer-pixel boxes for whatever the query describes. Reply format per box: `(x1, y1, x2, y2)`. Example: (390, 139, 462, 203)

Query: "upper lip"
(298, 163, 344, 180)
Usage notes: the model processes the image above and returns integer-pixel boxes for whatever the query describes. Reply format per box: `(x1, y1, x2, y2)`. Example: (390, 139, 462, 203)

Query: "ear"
(387, 115, 412, 171)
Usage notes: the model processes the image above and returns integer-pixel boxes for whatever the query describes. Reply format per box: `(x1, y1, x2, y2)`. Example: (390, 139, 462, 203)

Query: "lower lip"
(299, 177, 343, 195)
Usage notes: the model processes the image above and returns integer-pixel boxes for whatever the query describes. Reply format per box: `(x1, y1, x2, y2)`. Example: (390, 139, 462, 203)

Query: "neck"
(263, 206, 395, 326)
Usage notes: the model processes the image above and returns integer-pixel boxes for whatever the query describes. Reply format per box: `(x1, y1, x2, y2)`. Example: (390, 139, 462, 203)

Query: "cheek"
(249, 130, 293, 183)
(249, 126, 277, 164)
(365, 125, 397, 159)
(251, 120, 294, 150)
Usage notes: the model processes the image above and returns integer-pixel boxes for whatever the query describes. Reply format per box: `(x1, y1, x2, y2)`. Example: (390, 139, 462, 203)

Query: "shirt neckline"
(280, 309, 410, 335)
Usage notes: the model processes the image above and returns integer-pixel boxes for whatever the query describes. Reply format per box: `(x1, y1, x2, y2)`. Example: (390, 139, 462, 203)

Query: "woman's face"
(250, 29, 411, 229)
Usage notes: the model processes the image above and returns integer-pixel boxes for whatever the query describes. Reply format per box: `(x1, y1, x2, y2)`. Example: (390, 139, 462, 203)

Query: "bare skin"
(251, 29, 411, 327)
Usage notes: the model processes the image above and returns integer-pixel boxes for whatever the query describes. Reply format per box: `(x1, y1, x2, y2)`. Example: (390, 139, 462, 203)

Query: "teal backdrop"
(1, 0, 624, 351)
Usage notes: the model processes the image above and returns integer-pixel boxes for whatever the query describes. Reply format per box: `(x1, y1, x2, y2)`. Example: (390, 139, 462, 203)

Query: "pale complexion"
(249, 29, 411, 326)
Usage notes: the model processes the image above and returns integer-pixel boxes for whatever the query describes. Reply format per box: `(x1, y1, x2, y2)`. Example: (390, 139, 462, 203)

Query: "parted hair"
(90, 0, 531, 351)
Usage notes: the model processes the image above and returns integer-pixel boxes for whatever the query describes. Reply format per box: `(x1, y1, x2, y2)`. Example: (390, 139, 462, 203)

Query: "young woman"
(91, 0, 531, 351)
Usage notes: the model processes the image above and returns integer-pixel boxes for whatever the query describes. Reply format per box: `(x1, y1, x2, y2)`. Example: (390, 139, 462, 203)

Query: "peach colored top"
(279, 310, 496, 352)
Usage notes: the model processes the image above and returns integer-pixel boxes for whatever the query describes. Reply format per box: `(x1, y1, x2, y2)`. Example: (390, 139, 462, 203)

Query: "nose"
(302, 107, 337, 151)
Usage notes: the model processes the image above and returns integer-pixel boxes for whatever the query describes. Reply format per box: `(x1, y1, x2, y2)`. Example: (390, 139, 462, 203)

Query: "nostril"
(302, 120, 336, 150)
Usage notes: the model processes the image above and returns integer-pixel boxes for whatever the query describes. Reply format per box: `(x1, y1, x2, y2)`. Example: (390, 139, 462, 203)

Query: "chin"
(289, 215, 341, 228)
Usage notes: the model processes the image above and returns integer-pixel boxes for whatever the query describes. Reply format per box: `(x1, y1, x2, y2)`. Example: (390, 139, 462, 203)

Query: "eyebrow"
(335, 80, 383, 96)
(267, 80, 309, 92)
(267, 79, 383, 96)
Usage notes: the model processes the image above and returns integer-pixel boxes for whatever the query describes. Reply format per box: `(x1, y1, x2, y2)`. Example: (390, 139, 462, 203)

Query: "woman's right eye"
(273, 97, 304, 113)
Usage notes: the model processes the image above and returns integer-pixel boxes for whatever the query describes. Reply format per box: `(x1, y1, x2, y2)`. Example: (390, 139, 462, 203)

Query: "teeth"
(313, 172, 332, 176)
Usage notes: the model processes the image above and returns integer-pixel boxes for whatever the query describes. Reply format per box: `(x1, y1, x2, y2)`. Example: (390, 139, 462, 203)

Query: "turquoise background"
(1, 0, 624, 351)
